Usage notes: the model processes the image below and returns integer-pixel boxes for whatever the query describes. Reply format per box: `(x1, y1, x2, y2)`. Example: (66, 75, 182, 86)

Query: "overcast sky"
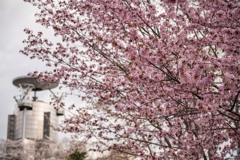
(0, 0, 68, 140)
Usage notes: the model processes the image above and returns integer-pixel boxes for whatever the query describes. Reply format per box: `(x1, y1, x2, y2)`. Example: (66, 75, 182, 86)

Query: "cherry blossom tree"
(97, 150, 134, 160)
(21, 0, 240, 159)
(0, 139, 25, 160)
(0, 139, 68, 160)
(34, 139, 67, 160)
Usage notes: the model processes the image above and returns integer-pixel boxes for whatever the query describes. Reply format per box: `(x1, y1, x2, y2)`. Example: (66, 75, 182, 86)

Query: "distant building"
(7, 100, 62, 141)
(6, 76, 64, 160)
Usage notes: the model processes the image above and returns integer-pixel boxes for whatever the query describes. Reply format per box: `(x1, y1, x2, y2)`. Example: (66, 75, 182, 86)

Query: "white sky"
(0, 0, 72, 140)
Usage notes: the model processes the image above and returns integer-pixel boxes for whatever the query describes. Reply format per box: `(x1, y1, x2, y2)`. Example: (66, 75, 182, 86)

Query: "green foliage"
(67, 150, 87, 160)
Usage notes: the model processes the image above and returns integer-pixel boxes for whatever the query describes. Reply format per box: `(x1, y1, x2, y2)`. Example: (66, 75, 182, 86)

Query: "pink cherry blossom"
(21, 0, 240, 159)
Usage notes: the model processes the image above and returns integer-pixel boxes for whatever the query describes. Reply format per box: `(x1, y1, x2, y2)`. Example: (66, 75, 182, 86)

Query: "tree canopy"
(21, 0, 240, 159)
(67, 150, 87, 160)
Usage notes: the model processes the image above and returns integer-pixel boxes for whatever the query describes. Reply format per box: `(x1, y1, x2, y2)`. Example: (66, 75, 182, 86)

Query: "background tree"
(34, 139, 67, 160)
(67, 150, 87, 160)
(0, 139, 69, 160)
(21, 0, 240, 159)
(0, 139, 26, 160)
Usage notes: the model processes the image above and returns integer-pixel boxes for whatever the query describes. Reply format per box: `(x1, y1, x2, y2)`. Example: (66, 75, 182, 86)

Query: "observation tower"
(7, 76, 64, 141)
